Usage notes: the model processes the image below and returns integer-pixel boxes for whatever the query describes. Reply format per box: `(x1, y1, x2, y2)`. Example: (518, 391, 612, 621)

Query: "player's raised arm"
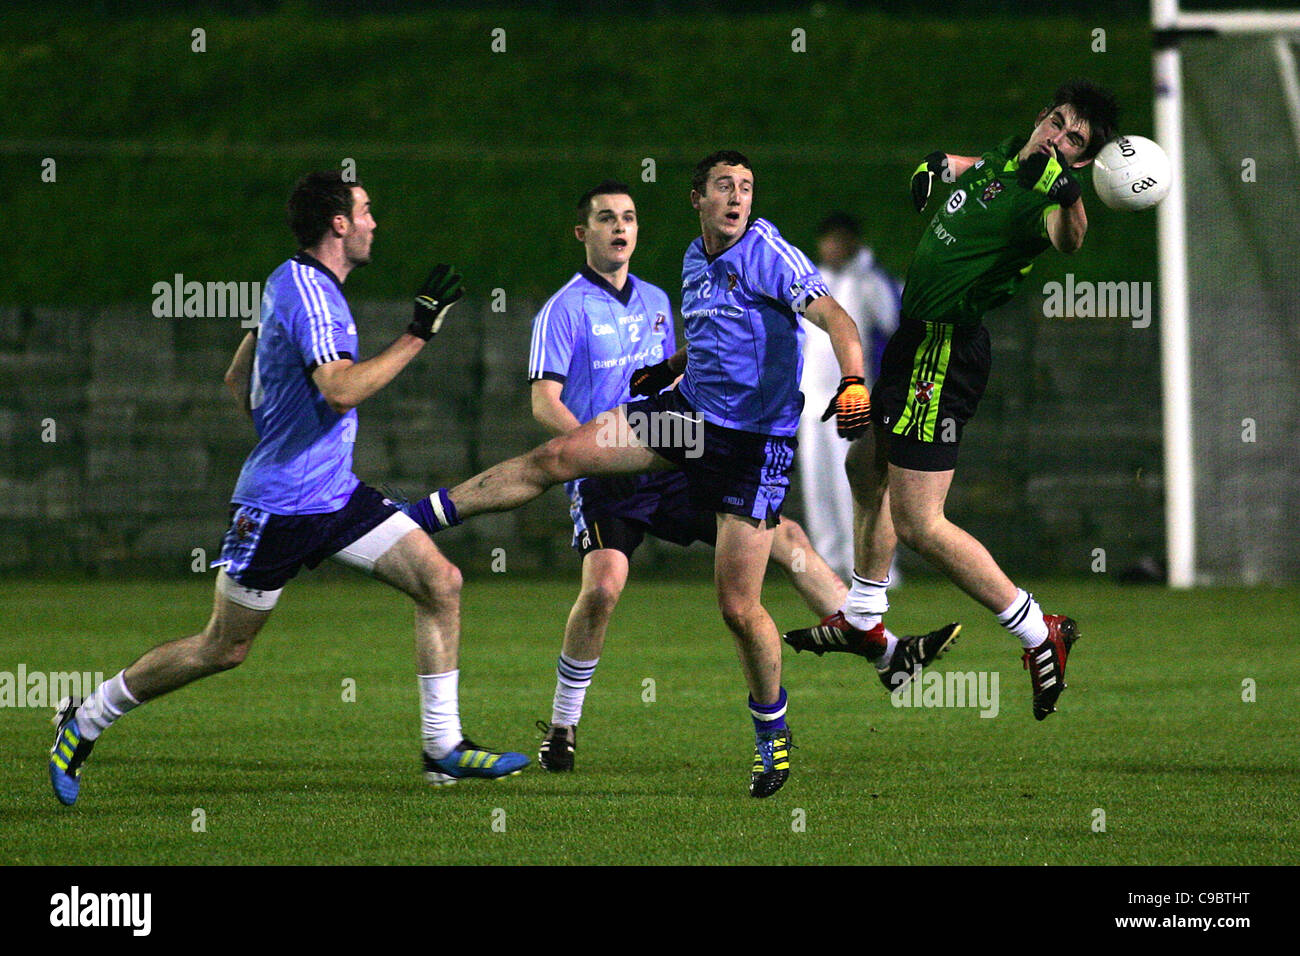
(223, 331, 256, 417)
(910, 152, 981, 212)
(804, 295, 870, 438)
(312, 338, 424, 415)
(1020, 145, 1087, 254)
(1045, 203, 1087, 254)
(313, 264, 463, 414)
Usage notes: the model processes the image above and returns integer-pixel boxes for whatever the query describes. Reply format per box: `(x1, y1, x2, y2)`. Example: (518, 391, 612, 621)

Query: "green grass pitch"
(2, 575, 1297, 865)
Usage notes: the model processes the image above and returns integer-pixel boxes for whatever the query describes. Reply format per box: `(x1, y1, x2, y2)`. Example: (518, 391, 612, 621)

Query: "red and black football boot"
(782, 611, 888, 660)
(1022, 615, 1080, 720)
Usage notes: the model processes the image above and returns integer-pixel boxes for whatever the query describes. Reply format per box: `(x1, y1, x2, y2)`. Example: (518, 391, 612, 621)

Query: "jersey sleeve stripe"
(289, 263, 322, 364)
(292, 261, 341, 366)
(291, 261, 332, 365)
(753, 221, 802, 275)
(306, 271, 341, 365)
(529, 274, 582, 379)
(755, 220, 818, 278)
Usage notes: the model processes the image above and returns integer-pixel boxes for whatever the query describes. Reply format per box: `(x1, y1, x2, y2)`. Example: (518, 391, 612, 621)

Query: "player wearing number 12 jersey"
(528, 180, 851, 774)
(402, 151, 872, 797)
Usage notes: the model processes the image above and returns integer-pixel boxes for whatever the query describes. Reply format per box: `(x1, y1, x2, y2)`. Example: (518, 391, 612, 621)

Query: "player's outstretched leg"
(402, 407, 669, 534)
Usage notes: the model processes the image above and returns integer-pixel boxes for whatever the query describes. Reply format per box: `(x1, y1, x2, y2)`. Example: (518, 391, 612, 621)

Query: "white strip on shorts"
(216, 510, 420, 611)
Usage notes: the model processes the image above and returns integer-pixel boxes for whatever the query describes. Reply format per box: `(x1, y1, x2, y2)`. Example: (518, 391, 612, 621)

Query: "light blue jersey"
(678, 218, 829, 436)
(528, 265, 676, 423)
(231, 253, 361, 515)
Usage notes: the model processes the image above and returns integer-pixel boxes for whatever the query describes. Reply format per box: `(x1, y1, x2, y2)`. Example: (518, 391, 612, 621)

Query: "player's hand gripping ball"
(1090, 135, 1172, 211)
(409, 264, 465, 340)
(822, 376, 871, 439)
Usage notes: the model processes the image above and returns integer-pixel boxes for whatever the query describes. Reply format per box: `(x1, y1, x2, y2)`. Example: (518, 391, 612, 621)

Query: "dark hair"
(817, 211, 861, 239)
(288, 170, 360, 248)
(691, 150, 752, 194)
(1049, 79, 1120, 160)
(576, 179, 633, 225)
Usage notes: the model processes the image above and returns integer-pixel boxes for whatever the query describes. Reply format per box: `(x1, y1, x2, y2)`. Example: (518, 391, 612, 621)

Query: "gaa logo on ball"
(1091, 135, 1172, 211)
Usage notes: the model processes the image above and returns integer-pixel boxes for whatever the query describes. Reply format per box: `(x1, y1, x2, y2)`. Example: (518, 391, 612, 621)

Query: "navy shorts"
(624, 387, 795, 527)
(216, 482, 399, 591)
(568, 470, 718, 558)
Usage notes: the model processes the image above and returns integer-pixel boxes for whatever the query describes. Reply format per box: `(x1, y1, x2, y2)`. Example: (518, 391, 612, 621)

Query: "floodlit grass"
(3, 576, 1296, 865)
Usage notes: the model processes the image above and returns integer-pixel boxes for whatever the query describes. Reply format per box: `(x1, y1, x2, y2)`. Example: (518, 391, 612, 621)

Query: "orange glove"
(821, 376, 871, 439)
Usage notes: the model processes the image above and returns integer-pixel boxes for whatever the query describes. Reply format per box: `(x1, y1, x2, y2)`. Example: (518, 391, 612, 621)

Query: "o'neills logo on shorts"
(914, 381, 934, 404)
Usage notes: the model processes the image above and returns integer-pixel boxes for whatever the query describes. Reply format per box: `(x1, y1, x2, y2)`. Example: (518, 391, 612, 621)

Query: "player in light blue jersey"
(529, 181, 849, 773)
(403, 153, 874, 798)
(49, 171, 527, 806)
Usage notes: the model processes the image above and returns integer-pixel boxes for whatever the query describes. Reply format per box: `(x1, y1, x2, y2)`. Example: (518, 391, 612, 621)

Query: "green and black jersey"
(900, 135, 1059, 327)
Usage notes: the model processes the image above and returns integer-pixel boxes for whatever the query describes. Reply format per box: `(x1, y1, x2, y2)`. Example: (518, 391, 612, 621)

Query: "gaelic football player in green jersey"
(786, 80, 1119, 721)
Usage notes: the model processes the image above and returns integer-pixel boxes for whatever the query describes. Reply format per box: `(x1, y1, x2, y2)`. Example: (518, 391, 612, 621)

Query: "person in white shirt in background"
(798, 212, 901, 585)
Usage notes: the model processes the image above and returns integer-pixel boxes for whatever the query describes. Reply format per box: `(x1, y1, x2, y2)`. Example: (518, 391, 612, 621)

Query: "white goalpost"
(1152, 1, 1300, 587)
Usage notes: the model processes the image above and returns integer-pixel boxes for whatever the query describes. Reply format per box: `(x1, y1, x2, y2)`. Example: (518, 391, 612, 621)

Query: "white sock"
(419, 670, 462, 759)
(552, 653, 599, 727)
(998, 589, 1049, 648)
(844, 573, 891, 632)
(874, 629, 901, 671)
(75, 671, 140, 741)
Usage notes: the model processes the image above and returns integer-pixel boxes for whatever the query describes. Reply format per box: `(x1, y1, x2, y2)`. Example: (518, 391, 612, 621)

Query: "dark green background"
(1, 4, 1166, 576)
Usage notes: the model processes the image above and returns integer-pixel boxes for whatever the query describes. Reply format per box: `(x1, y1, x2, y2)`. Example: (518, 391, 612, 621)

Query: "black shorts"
(216, 483, 399, 591)
(623, 387, 795, 527)
(872, 318, 991, 471)
(568, 471, 718, 558)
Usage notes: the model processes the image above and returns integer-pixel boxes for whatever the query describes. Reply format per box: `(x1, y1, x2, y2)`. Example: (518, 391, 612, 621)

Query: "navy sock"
(410, 488, 460, 533)
(749, 687, 788, 734)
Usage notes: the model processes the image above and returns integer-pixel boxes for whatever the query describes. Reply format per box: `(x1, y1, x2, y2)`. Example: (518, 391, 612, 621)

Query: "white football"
(1091, 135, 1172, 211)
